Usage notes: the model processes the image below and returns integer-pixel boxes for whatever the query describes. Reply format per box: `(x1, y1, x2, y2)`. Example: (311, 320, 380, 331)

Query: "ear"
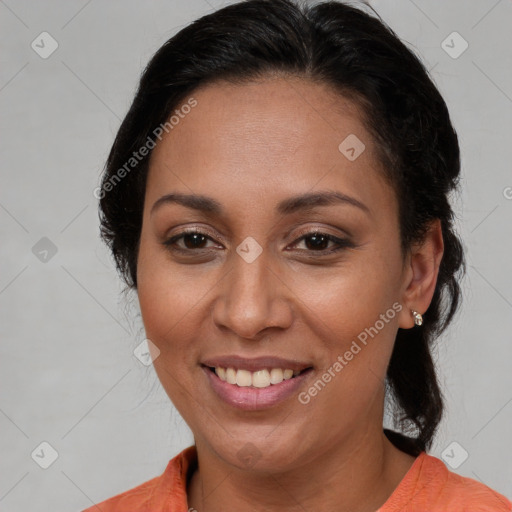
(398, 218, 444, 329)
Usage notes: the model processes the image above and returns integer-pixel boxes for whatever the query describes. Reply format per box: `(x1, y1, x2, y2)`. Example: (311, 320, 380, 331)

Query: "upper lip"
(201, 355, 312, 372)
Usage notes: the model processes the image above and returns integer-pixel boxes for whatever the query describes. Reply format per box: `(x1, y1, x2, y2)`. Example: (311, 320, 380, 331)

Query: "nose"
(211, 249, 293, 340)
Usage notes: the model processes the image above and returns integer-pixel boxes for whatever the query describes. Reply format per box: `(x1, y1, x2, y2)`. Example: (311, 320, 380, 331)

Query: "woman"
(84, 0, 511, 510)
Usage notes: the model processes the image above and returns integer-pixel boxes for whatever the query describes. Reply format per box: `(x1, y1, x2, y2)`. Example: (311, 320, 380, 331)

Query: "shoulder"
(437, 459, 511, 511)
(381, 452, 512, 512)
(81, 445, 197, 512)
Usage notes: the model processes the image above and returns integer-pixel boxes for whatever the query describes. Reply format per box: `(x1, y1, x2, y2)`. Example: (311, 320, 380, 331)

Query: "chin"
(202, 427, 312, 473)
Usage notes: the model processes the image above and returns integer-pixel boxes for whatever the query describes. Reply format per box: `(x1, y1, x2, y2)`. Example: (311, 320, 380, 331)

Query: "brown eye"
(163, 230, 219, 252)
(302, 232, 332, 250)
(292, 231, 354, 254)
(179, 232, 209, 249)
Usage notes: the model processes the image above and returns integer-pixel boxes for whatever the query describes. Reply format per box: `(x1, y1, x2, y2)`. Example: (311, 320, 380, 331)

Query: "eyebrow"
(150, 190, 371, 217)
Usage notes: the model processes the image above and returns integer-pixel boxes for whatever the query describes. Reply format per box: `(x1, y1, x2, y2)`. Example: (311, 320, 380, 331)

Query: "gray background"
(0, 0, 511, 510)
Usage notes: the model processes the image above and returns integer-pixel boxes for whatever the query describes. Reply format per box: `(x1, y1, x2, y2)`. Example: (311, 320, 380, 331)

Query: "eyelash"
(162, 228, 354, 256)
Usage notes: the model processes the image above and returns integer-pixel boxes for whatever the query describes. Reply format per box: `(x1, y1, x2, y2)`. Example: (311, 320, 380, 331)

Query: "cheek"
(137, 230, 198, 318)
(291, 251, 401, 389)
(291, 251, 401, 334)
(136, 240, 203, 360)
(297, 274, 399, 427)
(136, 252, 207, 415)
(137, 274, 193, 341)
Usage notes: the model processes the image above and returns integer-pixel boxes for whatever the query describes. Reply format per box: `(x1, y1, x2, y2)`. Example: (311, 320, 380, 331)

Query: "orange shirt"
(82, 445, 511, 511)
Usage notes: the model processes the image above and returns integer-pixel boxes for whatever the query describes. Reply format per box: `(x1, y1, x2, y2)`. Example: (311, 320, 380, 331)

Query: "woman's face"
(137, 76, 415, 470)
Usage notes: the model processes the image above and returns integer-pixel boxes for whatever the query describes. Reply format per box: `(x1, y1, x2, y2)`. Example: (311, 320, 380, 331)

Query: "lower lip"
(202, 366, 313, 411)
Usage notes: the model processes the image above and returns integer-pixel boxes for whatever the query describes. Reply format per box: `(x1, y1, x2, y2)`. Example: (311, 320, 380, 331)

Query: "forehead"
(146, 76, 394, 218)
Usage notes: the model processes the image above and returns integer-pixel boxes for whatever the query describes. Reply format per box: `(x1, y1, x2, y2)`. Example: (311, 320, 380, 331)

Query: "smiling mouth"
(204, 365, 313, 389)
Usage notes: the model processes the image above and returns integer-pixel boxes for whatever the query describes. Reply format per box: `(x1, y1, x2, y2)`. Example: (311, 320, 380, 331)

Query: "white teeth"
(269, 368, 284, 384)
(215, 367, 226, 381)
(225, 367, 237, 385)
(235, 369, 252, 387)
(252, 369, 271, 388)
(213, 366, 304, 388)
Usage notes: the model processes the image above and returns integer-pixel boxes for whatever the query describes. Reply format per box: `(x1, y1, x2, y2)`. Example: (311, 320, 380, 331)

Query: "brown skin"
(136, 76, 444, 512)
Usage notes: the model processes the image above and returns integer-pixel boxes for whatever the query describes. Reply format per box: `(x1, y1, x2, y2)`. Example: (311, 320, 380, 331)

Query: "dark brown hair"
(98, 0, 466, 454)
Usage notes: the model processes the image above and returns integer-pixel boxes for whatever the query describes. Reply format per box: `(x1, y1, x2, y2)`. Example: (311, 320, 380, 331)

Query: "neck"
(187, 426, 416, 512)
